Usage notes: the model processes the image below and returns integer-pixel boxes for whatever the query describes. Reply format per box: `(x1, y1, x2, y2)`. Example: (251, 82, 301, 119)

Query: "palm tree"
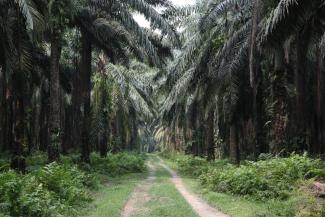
(0, 0, 44, 171)
(46, 0, 78, 162)
(258, 0, 325, 154)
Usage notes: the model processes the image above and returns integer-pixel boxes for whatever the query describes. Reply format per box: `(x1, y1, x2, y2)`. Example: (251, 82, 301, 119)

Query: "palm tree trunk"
(130, 108, 138, 151)
(10, 95, 26, 172)
(271, 48, 287, 154)
(62, 106, 72, 154)
(190, 102, 199, 156)
(294, 32, 309, 151)
(39, 92, 49, 151)
(314, 47, 323, 155)
(207, 108, 215, 161)
(120, 113, 127, 151)
(71, 57, 82, 150)
(249, 0, 262, 159)
(11, 68, 26, 172)
(0, 66, 6, 151)
(229, 122, 239, 164)
(100, 87, 109, 157)
(80, 29, 92, 163)
(48, 30, 62, 162)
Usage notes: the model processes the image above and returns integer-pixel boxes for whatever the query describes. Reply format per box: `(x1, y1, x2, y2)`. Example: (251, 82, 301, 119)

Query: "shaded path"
(158, 157, 230, 217)
(121, 161, 156, 217)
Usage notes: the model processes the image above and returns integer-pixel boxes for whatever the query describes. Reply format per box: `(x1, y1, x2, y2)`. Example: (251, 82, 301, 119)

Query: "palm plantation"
(0, 0, 324, 216)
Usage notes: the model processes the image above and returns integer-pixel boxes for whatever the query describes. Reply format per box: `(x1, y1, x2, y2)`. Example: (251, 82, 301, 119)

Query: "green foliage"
(25, 152, 47, 172)
(0, 171, 60, 217)
(212, 34, 227, 49)
(176, 155, 211, 177)
(0, 163, 94, 217)
(48, 0, 78, 31)
(89, 152, 146, 176)
(0, 158, 10, 172)
(35, 163, 92, 204)
(199, 154, 323, 200)
(159, 151, 229, 177)
(0, 152, 147, 217)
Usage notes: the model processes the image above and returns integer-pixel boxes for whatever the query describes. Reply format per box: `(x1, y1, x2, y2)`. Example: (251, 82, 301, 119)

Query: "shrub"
(35, 163, 92, 205)
(0, 163, 95, 217)
(161, 152, 229, 177)
(0, 159, 9, 172)
(176, 155, 210, 177)
(90, 152, 146, 176)
(25, 152, 47, 172)
(61, 153, 81, 165)
(0, 171, 63, 217)
(158, 150, 177, 159)
(199, 154, 322, 200)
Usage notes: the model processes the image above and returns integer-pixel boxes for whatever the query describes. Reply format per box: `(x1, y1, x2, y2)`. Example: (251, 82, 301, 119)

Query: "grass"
(133, 161, 197, 217)
(182, 177, 295, 217)
(80, 172, 147, 217)
(163, 157, 295, 217)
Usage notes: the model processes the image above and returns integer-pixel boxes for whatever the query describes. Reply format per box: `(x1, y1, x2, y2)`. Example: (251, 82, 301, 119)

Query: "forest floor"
(83, 155, 229, 217)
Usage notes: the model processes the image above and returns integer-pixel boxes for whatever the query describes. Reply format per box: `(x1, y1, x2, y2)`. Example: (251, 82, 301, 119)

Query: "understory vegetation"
(162, 152, 325, 216)
(0, 152, 145, 217)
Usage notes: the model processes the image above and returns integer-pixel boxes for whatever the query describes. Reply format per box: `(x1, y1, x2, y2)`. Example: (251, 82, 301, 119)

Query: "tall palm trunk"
(71, 57, 82, 150)
(314, 47, 323, 155)
(0, 65, 6, 151)
(129, 107, 138, 151)
(295, 32, 309, 151)
(39, 91, 49, 151)
(11, 95, 26, 172)
(249, 0, 261, 158)
(190, 102, 199, 156)
(206, 108, 215, 161)
(80, 29, 92, 163)
(100, 86, 109, 157)
(48, 31, 62, 162)
(229, 121, 239, 164)
(62, 105, 72, 154)
(119, 112, 127, 151)
(11, 57, 26, 172)
(10, 11, 27, 171)
(271, 48, 287, 154)
(9, 68, 26, 172)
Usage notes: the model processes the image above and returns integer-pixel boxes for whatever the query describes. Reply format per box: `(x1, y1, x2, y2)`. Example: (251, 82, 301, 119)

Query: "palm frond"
(200, 0, 250, 31)
(120, 0, 180, 46)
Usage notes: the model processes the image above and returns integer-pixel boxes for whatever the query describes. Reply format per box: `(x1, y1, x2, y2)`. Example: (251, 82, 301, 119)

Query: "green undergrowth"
(0, 152, 146, 217)
(88, 152, 146, 176)
(160, 152, 325, 217)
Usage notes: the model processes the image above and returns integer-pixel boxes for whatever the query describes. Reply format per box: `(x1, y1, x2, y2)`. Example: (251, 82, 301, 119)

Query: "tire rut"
(121, 160, 156, 217)
(158, 157, 230, 217)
